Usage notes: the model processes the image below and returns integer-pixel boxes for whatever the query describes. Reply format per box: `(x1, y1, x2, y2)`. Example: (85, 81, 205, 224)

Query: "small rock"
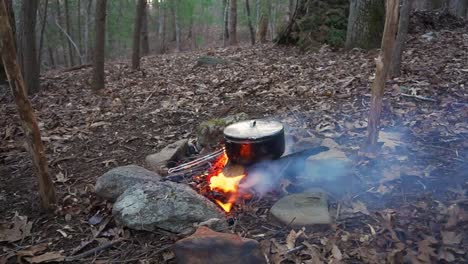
(196, 113, 249, 149)
(270, 190, 331, 226)
(145, 139, 188, 175)
(174, 226, 266, 264)
(95, 165, 161, 201)
(112, 181, 226, 233)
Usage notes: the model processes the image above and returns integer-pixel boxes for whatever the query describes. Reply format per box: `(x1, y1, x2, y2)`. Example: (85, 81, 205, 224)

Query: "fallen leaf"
(441, 231, 462, 245)
(351, 201, 370, 215)
(24, 252, 65, 263)
(16, 243, 48, 258)
(0, 214, 32, 242)
(331, 245, 343, 260)
(379, 131, 403, 150)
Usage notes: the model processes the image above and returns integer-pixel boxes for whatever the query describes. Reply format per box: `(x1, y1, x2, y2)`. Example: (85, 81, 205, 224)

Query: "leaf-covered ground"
(1, 23, 467, 263)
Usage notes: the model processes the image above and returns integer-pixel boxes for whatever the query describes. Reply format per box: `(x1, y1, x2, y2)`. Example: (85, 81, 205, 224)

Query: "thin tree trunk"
(1, 0, 15, 81)
(48, 47, 55, 67)
(257, 0, 270, 43)
(141, 3, 150, 56)
(19, 0, 39, 93)
(170, 3, 176, 41)
(223, 0, 230, 47)
(365, 0, 399, 148)
(245, 0, 256, 45)
(55, 0, 68, 66)
(0, 1, 56, 208)
(345, 0, 385, 49)
(288, 0, 294, 23)
(229, 0, 237, 45)
(132, 0, 146, 70)
(64, 0, 75, 66)
(174, 1, 181, 52)
(85, 0, 92, 63)
(92, 0, 107, 90)
(390, 0, 412, 77)
(77, 0, 82, 52)
(158, 0, 165, 54)
(38, 0, 49, 74)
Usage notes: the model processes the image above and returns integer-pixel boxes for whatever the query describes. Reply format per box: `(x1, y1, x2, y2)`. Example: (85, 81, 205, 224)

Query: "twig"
(65, 239, 124, 262)
(285, 245, 305, 254)
(401, 93, 437, 102)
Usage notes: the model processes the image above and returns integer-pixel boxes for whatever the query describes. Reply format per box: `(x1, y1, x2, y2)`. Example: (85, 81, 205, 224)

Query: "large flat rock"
(270, 190, 331, 226)
(112, 181, 226, 233)
(174, 226, 266, 264)
(95, 165, 161, 201)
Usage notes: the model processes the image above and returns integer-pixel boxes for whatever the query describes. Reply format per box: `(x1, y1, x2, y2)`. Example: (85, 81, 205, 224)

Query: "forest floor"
(1, 18, 468, 264)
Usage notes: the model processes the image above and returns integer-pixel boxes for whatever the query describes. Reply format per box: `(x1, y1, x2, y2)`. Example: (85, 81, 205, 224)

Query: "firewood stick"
(0, 1, 56, 208)
(365, 0, 400, 148)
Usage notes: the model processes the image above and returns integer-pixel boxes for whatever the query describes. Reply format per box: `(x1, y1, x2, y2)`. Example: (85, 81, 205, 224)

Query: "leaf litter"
(0, 18, 467, 263)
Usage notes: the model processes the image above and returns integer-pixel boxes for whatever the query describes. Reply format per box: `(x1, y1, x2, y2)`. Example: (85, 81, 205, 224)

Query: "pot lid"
(224, 119, 284, 140)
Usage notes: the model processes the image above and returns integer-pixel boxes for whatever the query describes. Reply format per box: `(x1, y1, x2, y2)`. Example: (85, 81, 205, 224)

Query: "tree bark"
(132, 0, 146, 70)
(0, 0, 15, 81)
(141, 3, 150, 56)
(77, 0, 82, 52)
(223, 0, 230, 47)
(64, 0, 75, 66)
(229, 0, 237, 45)
(365, 0, 399, 148)
(158, 0, 166, 54)
(0, 0, 57, 209)
(38, 0, 49, 74)
(92, 0, 106, 90)
(55, 0, 68, 66)
(85, 0, 93, 63)
(174, 1, 181, 52)
(257, 0, 270, 43)
(390, 0, 412, 77)
(345, 0, 385, 49)
(19, 0, 40, 93)
(245, 0, 256, 45)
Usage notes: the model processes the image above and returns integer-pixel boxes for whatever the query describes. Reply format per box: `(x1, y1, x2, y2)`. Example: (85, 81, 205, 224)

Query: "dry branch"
(365, 0, 400, 148)
(0, 1, 56, 208)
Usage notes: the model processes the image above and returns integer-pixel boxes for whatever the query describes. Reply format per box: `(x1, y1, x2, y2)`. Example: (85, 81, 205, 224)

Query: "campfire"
(206, 152, 246, 212)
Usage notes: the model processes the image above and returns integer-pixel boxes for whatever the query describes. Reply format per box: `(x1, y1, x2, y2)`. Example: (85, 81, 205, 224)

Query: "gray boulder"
(112, 181, 226, 233)
(95, 165, 161, 201)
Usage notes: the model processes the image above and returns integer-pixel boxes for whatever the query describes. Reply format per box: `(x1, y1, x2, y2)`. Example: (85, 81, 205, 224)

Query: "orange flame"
(208, 152, 246, 213)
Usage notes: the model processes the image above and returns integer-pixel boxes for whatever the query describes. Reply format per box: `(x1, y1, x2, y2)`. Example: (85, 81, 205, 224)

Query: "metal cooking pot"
(223, 119, 285, 165)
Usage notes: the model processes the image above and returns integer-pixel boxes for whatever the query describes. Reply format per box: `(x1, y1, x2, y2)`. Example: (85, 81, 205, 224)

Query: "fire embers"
(206, 152, 247, 213)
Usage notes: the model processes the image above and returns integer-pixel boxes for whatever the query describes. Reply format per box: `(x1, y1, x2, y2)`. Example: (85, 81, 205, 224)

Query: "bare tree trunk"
(174, 2, 181, 52)
(85, 0, 91, 63)
(55, 0, 68, 66)
(365, 0, 399, 148)
(141, 3, 150, 56)
(269, 1, 277, 41)
(223, 0, 230, 47)
(287, 0, 294, 23)
(38, 0, 49, 74)
(158, 0, 165, 54)
(245, 0, 256, 45)
(64, 0, 75, 66)
(0, 1, 57, 208)
(257, 0, 270, 43)
(1, 0, 15, 81)
(229, 0, 237, 45)
(92, 0, 106, 90)
(132, 0, 146, 70)
(345, 0, 385, 49)
(77, 0, 82, 53)
(48, 47, 55, 67)
(19, 0, 40, 93)
(390, 0, 412, 77)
